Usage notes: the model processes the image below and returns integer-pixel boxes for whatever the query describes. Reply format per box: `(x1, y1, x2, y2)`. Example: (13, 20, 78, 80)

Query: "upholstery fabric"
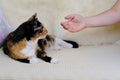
(0, 44, 120, 80)
(0, 0, 120, 80)
(0, 0, 119, 45)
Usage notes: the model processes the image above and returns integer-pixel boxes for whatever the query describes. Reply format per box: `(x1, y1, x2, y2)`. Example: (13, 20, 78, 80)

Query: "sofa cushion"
(0, 44, 120, 80)
(0, 0, 120, 45)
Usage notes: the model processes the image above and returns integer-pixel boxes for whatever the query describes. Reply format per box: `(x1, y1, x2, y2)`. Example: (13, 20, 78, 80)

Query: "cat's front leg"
(54, 37, 73, 48)
(37, 50, 58, 64)
(37, 38, 58, 63)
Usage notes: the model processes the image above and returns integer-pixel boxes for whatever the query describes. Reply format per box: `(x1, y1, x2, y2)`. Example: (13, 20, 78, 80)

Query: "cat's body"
(2, 13, 79, 64)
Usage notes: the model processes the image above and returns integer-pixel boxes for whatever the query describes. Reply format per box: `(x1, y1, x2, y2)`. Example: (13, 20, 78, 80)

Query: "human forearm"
(85, 0, 120, 28)
(61, 0, 120, 32)
(85, 9, 120, 28)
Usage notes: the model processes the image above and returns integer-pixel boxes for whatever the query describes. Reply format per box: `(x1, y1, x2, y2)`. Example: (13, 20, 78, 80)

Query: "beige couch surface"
(0, 0, 120, 80)
(0, 0, 120, 45)
(0, 44, 120, 80)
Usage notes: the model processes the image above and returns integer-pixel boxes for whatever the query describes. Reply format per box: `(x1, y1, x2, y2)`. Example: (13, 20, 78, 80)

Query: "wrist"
(84, 17, 91, 28)
(84, 16, 99, 28)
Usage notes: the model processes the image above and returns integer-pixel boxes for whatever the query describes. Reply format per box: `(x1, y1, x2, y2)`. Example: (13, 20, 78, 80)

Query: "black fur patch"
(15, 59, 30, 63)
(64, 40, 79, 48)
(37, 51, 52, 63)
(38, 39, 47, 50)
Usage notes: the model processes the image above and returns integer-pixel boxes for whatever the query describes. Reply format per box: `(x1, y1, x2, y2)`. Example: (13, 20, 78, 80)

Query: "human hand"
(61, 14, 87, 32)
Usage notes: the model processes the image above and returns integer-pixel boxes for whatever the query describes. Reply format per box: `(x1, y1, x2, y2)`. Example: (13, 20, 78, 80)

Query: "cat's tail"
(64, 40, 79, 48)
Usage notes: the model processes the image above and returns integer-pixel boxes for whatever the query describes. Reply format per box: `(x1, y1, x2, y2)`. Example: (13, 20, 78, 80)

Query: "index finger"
(65, 14, 75, 20)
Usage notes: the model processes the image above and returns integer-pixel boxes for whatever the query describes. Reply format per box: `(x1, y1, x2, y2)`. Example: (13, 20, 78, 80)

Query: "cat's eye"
(34, 26, 43, 31)
(39, 26, 43, 32)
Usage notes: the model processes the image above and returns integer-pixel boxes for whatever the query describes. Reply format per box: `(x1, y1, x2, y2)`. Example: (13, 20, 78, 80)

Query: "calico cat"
(2, 13, 79, 64)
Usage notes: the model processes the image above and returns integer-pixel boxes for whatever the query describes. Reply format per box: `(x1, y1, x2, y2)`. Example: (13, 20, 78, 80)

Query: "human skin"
(61, 0, 120, 32)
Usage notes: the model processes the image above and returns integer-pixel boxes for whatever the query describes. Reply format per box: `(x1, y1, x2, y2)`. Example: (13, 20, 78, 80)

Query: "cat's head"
(18, 13, 48, 41)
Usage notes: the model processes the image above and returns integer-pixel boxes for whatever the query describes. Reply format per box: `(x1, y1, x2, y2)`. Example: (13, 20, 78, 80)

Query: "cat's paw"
(50, 58, 58, 64)
(29, 57, 39, 64)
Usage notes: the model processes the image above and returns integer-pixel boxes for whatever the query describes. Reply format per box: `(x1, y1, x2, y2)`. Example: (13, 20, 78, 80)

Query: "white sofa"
(0, 0, 120, 80)
(0, 44, 120, 80)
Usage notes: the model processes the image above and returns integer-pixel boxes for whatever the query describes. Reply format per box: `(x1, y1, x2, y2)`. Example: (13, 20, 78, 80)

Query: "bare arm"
(85, 0, 120, 27)
(61, 0, 120, 32)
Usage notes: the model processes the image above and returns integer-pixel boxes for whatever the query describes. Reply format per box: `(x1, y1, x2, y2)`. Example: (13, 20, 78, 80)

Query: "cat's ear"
(28, 13, 37, 21)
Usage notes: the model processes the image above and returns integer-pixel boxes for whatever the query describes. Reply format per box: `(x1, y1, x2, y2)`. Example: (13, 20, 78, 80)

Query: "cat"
(2, 13, 79, 64)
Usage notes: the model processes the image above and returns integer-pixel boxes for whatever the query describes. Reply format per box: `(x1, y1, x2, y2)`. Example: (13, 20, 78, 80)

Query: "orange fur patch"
(7, 38, 28, 59)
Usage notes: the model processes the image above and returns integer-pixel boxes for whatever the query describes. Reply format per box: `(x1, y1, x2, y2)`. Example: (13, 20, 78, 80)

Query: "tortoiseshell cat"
(2, 13, 79, 64)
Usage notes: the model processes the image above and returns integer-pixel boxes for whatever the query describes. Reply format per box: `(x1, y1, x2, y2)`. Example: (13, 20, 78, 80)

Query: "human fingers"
(68, 22, 86, 32)
(60, 21, 70, 30)
(65, 14, 75, 20)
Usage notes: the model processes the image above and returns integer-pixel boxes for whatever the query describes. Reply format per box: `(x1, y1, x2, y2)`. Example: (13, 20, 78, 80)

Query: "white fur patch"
(50, 45, 61, 50)
(29, 57, 40, 64)
(50, 58, 58, 64)
(20, 36, 46, 57)
(50, 37, 73, 50)
(20, 40, 37, 57)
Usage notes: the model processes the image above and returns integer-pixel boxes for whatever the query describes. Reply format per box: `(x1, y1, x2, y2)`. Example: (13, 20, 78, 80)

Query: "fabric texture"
(0, 0, 120, 80)
(0, 44, 120, 80)
(0, 9, 11, 45)
(0, 0, 119, 45)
